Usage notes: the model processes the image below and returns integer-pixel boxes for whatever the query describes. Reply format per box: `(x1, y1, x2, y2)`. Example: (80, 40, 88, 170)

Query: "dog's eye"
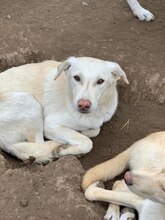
(97, 79, 104, 85)
(73, 75, 81, 82)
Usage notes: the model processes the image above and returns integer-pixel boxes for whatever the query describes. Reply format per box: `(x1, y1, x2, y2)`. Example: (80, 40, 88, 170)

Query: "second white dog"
(0, 57, 128, 163)
(82, 132, 165, 220)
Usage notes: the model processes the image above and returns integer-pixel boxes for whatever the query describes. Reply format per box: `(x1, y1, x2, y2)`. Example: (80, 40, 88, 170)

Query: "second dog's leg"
(104, 203, 120, 220)
(104, 180, 136, 220)
(126, 0, 154, 21)
(85, 181, 143, 211)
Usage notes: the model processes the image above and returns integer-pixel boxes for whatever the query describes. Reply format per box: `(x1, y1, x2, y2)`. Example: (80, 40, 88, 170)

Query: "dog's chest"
(139, 200, 165, 220)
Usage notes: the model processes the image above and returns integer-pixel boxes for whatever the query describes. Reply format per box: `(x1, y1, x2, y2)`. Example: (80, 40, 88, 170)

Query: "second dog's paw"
(133, 8, 154, 21)
(104, 208, 119, 220)
(86, 181, 104, 189)
(84, 181, 103, 201)
(104, 204, 120, 220)
(120, 212, 136, 220)
(95, 181, 105, 189)
(104, 211, 119, 220)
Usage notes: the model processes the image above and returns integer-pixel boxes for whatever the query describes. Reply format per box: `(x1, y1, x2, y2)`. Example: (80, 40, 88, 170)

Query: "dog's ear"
(54, 57, 77, 80)
(107, 62, 129, 84)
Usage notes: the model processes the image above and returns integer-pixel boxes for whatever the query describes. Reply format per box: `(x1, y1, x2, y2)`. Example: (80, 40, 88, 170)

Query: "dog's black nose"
(124, 171, 133, 186)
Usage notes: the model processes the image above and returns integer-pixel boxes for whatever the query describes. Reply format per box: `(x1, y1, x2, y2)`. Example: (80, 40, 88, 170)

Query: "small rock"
(82, 2, 88, 6)
(6, 15, 12, 19)
(6, 169, 13, 176)
(20, 199, 28, 207)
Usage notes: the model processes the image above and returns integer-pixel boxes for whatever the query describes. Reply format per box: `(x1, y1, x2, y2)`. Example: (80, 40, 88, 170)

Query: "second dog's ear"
(107, 61, 129, 84)
(54, 57, 77, 80)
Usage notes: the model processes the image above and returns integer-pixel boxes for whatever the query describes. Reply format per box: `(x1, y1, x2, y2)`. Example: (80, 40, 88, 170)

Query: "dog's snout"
(124, 171, 133, 186)
(78, 99, 91, 112)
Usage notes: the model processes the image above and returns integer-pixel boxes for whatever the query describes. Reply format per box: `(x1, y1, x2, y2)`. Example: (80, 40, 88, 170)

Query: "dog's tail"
(82, 146, 133, 190)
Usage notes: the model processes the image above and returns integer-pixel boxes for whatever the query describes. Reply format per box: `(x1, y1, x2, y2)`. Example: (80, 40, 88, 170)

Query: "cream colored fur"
(0, 57, 128, 163)
(83, 131, 165, 220)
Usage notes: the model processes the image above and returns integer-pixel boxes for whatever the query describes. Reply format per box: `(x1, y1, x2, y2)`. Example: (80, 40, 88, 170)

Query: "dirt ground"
(0, 0, 165, 219)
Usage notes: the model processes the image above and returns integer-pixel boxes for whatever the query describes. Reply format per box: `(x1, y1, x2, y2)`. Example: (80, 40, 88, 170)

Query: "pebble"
(6, 169, 13, 176)
(20, 199, 28, 207)
(6, 15, 12, 19)
(82, 2, 88, 6)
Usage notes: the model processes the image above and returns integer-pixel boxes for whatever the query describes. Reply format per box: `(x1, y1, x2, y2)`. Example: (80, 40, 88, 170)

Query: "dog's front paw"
(120, 209, 136, 220)
(52, 144, 68, 158)
(84, 181, 104, 201)
(133, 7, 154, 21)
(104, 209, 120, 220)
(104, 203, 120, 220)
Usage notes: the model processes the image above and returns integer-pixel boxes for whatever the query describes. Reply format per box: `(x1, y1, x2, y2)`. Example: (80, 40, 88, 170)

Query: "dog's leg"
(44, 121, 93, 157)
(12, 141, 63, 163)
(126, 0, 154, 21)
(104, 181, 121, 220)
(104, 203, 120, 220)
(120, 208, 136, 220)
(85, 181, 143, 211)
(104, 180, 136, 220)
(81, 128, 100, 138)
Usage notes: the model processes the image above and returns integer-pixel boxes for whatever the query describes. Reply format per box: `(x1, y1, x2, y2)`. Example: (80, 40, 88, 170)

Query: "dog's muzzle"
(77, 99, 91, 114)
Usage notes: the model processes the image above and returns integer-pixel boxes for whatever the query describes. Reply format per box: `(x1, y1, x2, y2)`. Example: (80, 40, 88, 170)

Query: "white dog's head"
(124, 170, 165, 204)
(55, 57, 128, 113)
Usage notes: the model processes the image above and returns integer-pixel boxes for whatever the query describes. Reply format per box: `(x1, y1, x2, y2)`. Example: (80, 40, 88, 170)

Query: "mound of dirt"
(0, 155, 105, 220)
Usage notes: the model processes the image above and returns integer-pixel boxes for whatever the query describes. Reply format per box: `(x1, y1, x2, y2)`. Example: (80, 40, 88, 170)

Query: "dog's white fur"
(127, 0, 154, 21)
(0, 57, 128, 163)
(82, 131, 165, 220)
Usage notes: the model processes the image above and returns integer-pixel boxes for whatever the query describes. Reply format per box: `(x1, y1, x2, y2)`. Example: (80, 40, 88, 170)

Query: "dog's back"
(0, 60, 60, 103)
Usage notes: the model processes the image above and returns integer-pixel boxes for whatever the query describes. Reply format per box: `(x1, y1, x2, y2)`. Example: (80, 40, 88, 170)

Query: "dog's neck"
(139, 199, 165, 220)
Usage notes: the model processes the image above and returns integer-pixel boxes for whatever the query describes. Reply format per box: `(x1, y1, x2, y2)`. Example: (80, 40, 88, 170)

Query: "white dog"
(82, 131, 165, 220)
(0, 57, 128, 163)
(127, 0, 154, 21)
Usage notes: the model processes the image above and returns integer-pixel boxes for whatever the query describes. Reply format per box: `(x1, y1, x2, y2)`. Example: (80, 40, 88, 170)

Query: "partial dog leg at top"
(127, 0, 154, 21)
(0, 92, 62, 163)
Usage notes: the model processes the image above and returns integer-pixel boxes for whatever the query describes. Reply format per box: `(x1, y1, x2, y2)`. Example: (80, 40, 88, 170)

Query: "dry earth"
(0, 0, 165, 219)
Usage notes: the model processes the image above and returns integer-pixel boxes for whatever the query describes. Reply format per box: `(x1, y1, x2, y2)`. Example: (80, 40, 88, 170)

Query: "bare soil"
(0, 0, 165, 219)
